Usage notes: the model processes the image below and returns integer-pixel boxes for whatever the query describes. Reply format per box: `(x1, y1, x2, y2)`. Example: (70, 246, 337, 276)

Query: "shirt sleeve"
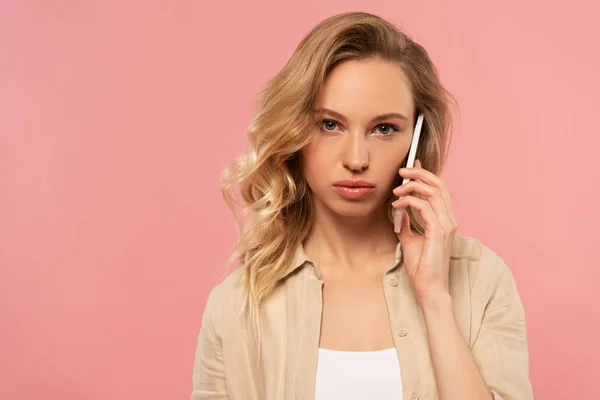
(191, 290, 229, 400)
(471, 253, 534, 400)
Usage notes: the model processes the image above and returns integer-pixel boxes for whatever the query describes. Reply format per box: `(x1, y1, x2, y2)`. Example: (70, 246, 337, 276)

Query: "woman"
(192, 11, 533, 400)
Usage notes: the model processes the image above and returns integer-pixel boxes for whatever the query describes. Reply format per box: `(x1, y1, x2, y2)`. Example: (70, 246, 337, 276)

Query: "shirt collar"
(279, 241, 405, 282)
(277, 234, 476, 281)
(279, 242, 319, 281)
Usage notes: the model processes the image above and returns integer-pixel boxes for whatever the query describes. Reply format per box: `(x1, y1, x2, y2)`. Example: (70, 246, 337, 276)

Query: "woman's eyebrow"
(314, 108, 409, 123)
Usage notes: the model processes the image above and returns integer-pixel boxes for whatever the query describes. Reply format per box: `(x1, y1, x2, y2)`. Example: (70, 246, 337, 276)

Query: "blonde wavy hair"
(221, 11, 456, 331)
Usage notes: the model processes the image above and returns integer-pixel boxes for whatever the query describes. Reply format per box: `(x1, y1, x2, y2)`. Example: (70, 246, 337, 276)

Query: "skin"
(301, 58, 493, 400)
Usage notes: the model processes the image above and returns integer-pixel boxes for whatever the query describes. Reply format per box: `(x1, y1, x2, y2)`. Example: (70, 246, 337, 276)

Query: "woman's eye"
(321, 120, 339, 132)
(376, 124, 398, 135)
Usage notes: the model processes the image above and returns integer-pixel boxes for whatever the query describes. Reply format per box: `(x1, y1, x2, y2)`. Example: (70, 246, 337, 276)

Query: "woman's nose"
(342, 133, 369, 172)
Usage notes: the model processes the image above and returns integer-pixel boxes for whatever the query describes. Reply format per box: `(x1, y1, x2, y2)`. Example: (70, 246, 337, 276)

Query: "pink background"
(1, 1, 599, 399)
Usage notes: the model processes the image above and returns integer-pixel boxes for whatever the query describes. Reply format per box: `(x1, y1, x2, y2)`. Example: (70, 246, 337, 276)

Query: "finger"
(392, 195, 443, 235)
(396, 209, 414, 241)
(395, 173, 426, 200)
(392, 180, 453, 230)
(399, 160, 451, 204)
(399, 159, 456, 225)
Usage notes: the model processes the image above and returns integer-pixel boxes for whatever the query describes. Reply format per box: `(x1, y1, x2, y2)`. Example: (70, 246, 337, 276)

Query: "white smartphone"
(394, 113, 424, 232)
(402, 113, 424, 183)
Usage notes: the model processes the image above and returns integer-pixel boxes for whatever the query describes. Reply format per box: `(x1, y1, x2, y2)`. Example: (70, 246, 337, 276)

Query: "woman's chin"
(330, 202, 381, 218)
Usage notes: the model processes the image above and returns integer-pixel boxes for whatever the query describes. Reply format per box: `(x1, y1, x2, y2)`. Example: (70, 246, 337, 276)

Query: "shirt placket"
(385, 265, 431, 400)
(289, 266, 323, 400)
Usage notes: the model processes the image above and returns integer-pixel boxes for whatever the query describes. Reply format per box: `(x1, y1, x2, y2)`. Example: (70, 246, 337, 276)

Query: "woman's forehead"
(316, 59, 415, 119)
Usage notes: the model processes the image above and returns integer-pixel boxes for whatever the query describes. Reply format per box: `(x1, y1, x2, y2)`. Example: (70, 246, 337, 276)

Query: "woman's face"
(302, 58, 416, 218)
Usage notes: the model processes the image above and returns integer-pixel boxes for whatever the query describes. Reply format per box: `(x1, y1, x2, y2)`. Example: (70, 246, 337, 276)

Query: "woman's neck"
(303, 203, 398, 273)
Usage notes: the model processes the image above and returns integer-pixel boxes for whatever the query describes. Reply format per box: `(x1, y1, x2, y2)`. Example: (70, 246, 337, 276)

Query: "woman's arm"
(469, 258, 533, 399)
(421, 260, 533, 400)
(191, 292, 229, 400)
(394, 161, 532, 399)
(421, 291, 494, 400)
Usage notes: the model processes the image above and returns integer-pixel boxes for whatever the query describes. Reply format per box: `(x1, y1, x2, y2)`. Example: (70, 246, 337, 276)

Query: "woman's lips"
(332, 180, 376, 200)
(333, 186, 375, 199)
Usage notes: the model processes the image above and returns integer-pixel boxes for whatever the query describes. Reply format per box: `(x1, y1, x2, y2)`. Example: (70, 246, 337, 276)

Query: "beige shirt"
(192, 234, 533, 399)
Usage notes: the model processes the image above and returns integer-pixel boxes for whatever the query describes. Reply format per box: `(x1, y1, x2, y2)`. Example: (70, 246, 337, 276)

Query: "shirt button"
(389, 278, 398, 287)
(410, 393, 420, 400)
(397, 328, 408, 337)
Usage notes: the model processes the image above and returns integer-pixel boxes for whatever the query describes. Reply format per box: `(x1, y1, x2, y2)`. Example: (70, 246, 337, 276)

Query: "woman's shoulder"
(201, 267, 246, 334)
(451, 234, 518, 298)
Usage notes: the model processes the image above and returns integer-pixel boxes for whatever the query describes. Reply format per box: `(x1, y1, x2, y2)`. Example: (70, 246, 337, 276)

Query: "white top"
(314, 348, 403, 400)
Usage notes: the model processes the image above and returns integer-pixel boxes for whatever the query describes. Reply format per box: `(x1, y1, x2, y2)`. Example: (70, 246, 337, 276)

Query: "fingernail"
(394, 209, 403, 233)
